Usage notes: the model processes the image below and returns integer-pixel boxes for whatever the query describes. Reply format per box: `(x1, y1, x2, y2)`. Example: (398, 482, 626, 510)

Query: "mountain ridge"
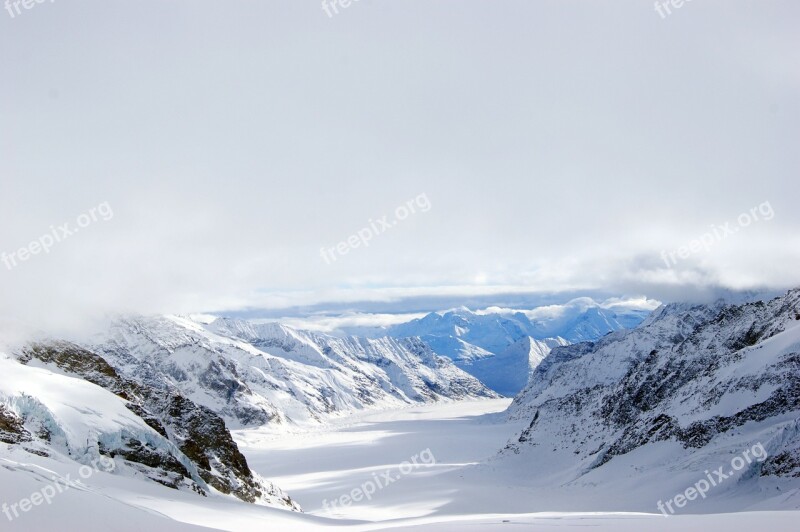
(496, 288, 800, 512)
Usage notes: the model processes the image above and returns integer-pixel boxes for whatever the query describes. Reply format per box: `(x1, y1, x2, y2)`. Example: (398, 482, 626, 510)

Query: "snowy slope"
(458, 336, 569, 396)
(0, 446, 217, 531)
(383, 308, 541, 361)
(0, 351, 298, 511)
(499, 288, 800, 512)
(89, 315, 495, 429)
(0, 354, 182, 470)
(345, 300, 651, 395)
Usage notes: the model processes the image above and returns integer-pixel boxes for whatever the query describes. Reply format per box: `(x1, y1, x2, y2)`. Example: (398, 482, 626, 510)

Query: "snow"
(500, 291, 800, 517)
(234, 399, 522, 521)
(0, 355, 181, 466)
(0, 448, 215, 532)
(458, 336, 567, 396)
(347, 300, 650, 395)
(2, 398, 798, 530)
(3, 293, 800, 530)
(89, 315, 494, 430)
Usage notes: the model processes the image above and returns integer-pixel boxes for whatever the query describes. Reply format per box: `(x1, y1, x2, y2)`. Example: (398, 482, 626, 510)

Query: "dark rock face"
(15, 341, 299, 510)
(0, 405, 31, 444)
(506, 289, 800, 486)
(761, 450, 800, 477)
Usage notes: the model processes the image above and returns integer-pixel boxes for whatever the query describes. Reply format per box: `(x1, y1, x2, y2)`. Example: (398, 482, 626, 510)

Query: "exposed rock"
(505, 289, 800, 492)
(0, 405, 31, 444)
(14, 341, 299, 510)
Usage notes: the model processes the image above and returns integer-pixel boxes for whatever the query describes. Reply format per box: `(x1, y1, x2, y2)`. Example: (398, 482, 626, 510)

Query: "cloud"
(253, 312, 429, 335)
(0, 1, 798, 329)
(476, 295, 662, 322)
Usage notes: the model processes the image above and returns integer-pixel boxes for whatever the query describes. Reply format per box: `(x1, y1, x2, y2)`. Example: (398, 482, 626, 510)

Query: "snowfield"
(3, 398, 798, 531)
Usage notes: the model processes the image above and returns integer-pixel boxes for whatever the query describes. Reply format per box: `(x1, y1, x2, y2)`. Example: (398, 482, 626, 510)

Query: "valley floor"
(2, 399, 798, 530)
(235, 398, 526, 522)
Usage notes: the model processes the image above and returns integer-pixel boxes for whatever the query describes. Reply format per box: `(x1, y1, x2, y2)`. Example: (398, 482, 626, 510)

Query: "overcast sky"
(1, 1, 798, 330)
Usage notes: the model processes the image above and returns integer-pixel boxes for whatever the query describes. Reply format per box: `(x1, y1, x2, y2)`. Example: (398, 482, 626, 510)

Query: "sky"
(1, 1, 798, 330)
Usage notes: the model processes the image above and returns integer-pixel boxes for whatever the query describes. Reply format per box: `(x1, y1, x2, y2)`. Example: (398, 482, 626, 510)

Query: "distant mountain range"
(340, 298, 655, 395)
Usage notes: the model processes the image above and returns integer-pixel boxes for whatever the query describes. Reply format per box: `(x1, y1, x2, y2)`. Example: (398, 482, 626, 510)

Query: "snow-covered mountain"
(0, 344, 299, 511)
(460, 336, 569, 397)
(533, 303, 650, 342)
(383, 308, 537, 362)
(342, 300, 653, 395)
(368, 300, 651, 355)
(499, 288, 800, 512)
(91, 315, 495, 429)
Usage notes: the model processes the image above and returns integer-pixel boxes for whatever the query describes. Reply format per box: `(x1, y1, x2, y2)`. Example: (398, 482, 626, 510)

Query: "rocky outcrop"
(0, 405, 30, 444)
(14, 341, 299, 510)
